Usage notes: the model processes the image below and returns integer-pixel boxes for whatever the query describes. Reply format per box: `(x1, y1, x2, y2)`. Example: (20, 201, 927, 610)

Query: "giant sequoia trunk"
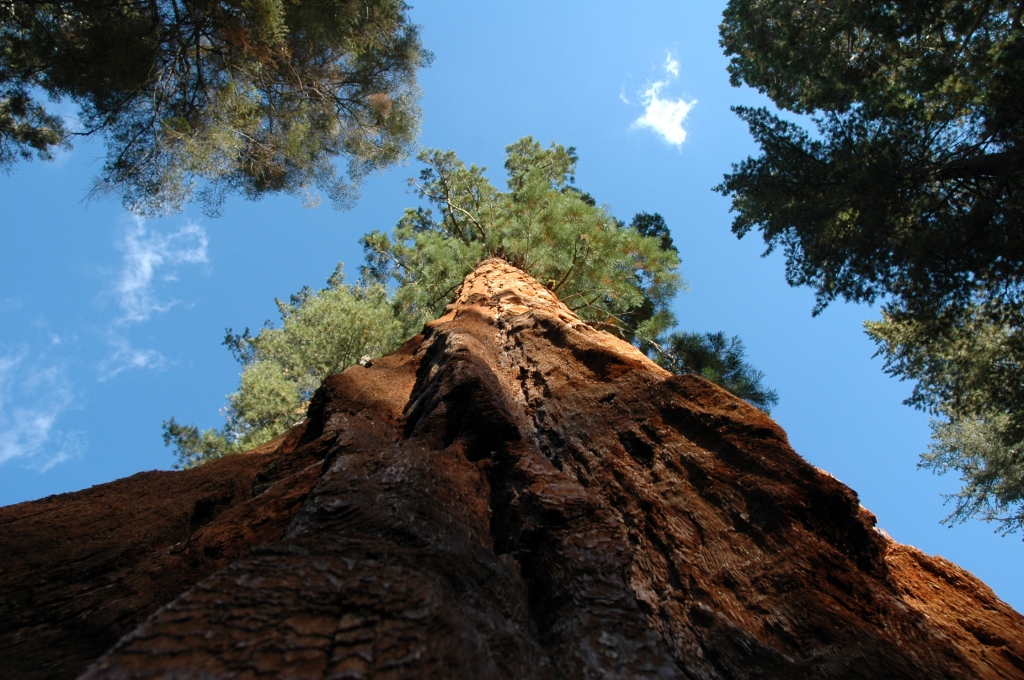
(2, 259, 1023, 679)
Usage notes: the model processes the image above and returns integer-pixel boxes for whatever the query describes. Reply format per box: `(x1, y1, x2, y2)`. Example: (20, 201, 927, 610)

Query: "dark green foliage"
(656, 331, 778, 413)
(630, 212, 677, 254)
(1, 0, 430, 214)
(720, 0, 1024, 531)
(0, 90, 68, 165)
(561, 185, 597, 206)
(617, 213, 678, 346)
(719, 1, 1024, 315)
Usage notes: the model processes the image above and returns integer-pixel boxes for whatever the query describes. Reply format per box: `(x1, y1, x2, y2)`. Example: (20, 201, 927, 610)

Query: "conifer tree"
(719, 0, 1024, 531)
(165, 268, 402, 468)
(361, 138, 683, 342)
(1, 0, 430, 214)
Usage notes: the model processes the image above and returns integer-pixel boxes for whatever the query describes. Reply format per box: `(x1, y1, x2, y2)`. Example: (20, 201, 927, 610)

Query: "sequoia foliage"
(0, 0, 430, 214)
(360, 138, 683, 341)
(719, 0, 1024, 531)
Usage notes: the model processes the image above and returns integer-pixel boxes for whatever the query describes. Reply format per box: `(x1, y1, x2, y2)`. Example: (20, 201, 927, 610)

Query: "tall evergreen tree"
(165, 138, 778, 468)
(1, 0, 430, 214)
(865, 300, 1024, 532)
(718, 0, 1024, 531)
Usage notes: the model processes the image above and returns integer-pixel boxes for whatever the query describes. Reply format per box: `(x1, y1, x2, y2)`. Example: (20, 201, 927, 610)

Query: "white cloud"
(629, 52, 698, 148)
(0, 351, 85, 471)
(634, 85, 697, 146)
(0, 217, 209, 470)
(664, 53, 680, 78)
(115, 216, 209, 323)
(99, 336, 166, 379)
(101, 217, 209, 379)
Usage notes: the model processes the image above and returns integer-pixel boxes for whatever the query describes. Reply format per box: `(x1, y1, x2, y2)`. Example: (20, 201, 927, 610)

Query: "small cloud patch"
(628, 53, 697, 148)
(0, 351, 84, 471)
(115, 216, 209, 323)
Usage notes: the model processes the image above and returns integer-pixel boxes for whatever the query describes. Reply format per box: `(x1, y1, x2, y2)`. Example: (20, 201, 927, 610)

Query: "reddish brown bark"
(2, 259, 1022, 679)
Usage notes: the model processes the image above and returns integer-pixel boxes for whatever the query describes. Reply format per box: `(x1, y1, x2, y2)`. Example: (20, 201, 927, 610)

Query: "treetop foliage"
(361, 137, 684, 341)
(1, 0, 431, 214)
(719, 0, 1023, 316)
(166, 266, 403, 468)
(866, 299, 1024, 532)
(920, 414, 1024, 535)
(723, 0, 1023, 116)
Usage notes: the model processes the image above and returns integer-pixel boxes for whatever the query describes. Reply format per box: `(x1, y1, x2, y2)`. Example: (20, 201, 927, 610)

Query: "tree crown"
(1, 0, 431, 214)
(361, 137, 684, 341)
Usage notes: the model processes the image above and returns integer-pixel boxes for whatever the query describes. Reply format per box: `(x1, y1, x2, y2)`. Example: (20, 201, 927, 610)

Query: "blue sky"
(2, 1, 1021, 610)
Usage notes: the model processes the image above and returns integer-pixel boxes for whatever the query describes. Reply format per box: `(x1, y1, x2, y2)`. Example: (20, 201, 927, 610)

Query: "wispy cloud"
(629, 52, 698, 148)
(0, 351, 85, 471)
(100, 337, 166, 378)
(664, 53, 680, 78)
(115, 217, 209, 323)
(101, 217, 209, 378)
